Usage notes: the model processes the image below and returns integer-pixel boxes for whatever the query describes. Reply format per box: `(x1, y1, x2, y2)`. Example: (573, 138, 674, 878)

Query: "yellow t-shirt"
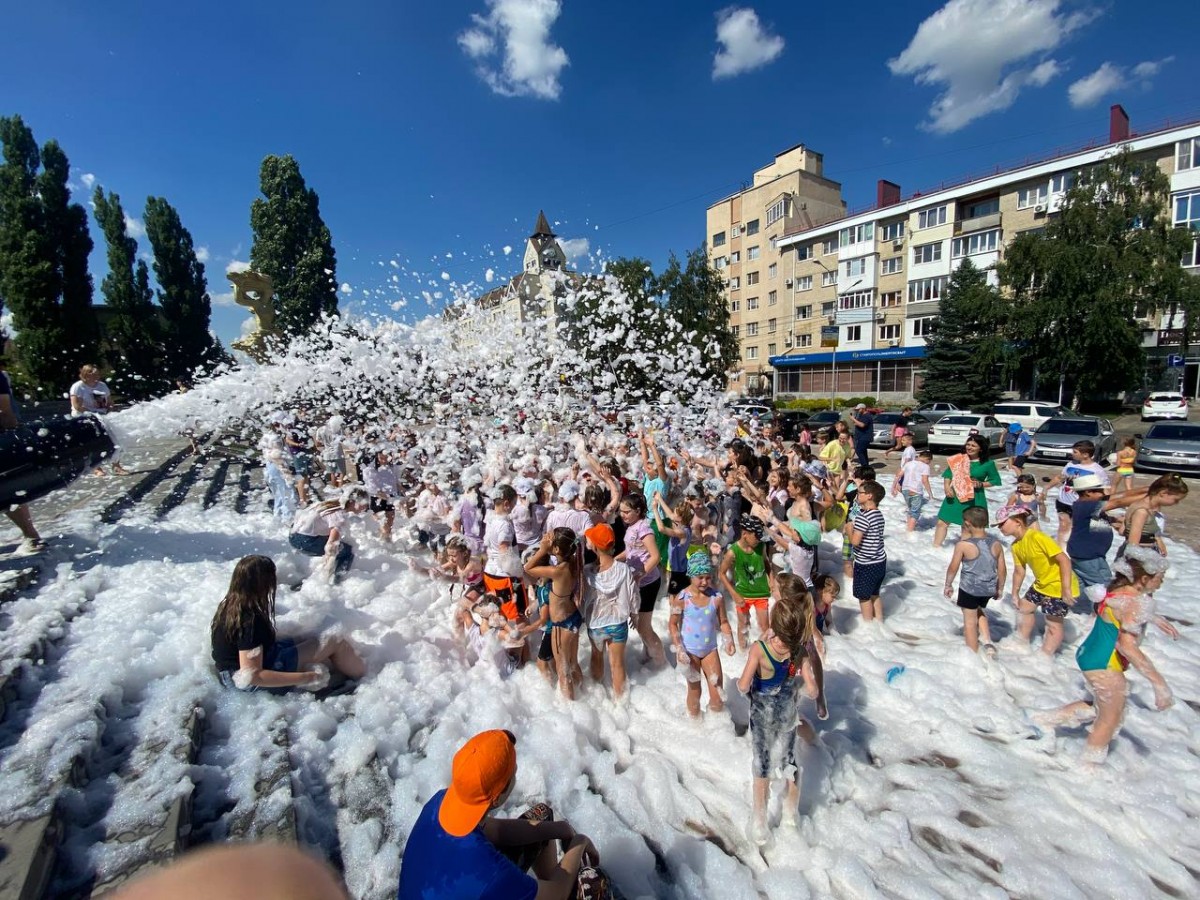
(819, 440, 848, 471)
(1013, 529, 1079, 598)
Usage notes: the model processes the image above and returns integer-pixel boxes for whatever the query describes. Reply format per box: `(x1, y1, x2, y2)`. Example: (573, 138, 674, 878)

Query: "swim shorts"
(736, 596, 769, 615)
(1025, 586, 1070, 619)
(589, 622, 629, 645)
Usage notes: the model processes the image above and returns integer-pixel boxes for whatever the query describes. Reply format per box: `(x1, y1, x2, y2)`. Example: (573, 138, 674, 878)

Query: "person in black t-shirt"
(210, 555, 366, 692)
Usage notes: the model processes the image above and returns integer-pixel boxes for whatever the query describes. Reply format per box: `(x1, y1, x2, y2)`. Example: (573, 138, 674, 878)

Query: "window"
(880, 291, 902, 308)
(746, 219, 760, 236)
(846, 325, 862, 342)
(730, 250, 741, 263)
(1177, 138, 1200, 172)
(799, 334, 813, 348)
(797, 304, 812, 319)
(732, 324, 740, 338)
(768, 318, 777, 333)
(769, 236, 777, 249)
(839, 291, 873, 311)
(714, 256, 727, 269)
(963, 197, 999, 219)
(797, 275, 813, 291)
(1017, 183, 1049, 209)
(822, 270, 838, 286)
(747, 245, 761, 261)
(768, 343, 777, 357)
(913, 242, 942, 264)
(882, 221, 905, 241)
(712, 231, 726, 247)
(917, 205, 947, 229)
(843, 257, 868, 277)
(730, 299, 740, 312)
(909, 276, 948, 303)
(746, 271, 760, 286)
(766, 197, 789, 225)
(839, 223, 874, 247)
(768, 290, 778, 306)
(878, 323, 901, 341)
(881, 256, 903, 275)
(1050, 172, 1076, 194)
(746, 322, 759, 336)
(747, 296, 759, 310)
(1176, 191, 1200, 267)
(729, 276, 740, 290)
(797, 244, 812, 261)
(768, 263, 777, 280)
(823, 238, 838, 255)
(952, 229, 1000, 258)
(911, 317, 934, 337)
(746, 345, 759, 360)
(821, 301, 836, 317)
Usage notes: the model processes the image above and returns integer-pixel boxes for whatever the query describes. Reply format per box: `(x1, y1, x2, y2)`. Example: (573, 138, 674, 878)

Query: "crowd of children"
(239, 405, 1186, 842)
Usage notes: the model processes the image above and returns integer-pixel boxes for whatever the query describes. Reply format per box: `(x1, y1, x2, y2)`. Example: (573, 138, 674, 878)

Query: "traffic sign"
(820, 325, 839, 348)
(1167, 353, 1185, 367)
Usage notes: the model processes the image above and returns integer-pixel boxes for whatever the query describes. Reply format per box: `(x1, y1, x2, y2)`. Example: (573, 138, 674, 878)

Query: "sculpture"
(227, 269, 278, 362)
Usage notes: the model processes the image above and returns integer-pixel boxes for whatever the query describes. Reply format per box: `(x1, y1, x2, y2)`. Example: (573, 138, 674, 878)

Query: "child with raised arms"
(668, 554, 735, 718)
(523, 527, 584, 700)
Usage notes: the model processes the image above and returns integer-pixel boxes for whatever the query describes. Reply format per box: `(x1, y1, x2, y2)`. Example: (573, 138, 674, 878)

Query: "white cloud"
(1068, 56, 1174, 108)
(458, 0, 569, 100)
(559, 237, 590, 260)
(889, 0, 1097, 134)
(712, 7, 785, 80)
(81, 173, 96, 189)
(211, 291, 238, 308)
(124, 214, 146, 240)
(226, 260, 251, 274)
(196, 246, 211, 263)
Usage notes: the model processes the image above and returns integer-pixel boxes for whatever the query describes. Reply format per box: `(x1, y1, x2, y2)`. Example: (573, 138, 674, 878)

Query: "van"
(992, 401, 1064, 431)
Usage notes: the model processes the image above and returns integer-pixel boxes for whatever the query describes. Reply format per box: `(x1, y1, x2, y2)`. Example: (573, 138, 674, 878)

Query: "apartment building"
(705, 145, 847, 393)
(718, 105, 1200, 400)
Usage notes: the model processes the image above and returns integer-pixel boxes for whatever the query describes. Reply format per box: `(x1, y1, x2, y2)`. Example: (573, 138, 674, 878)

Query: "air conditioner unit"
(785, 278, 794, 288)
(1034, 204, 1047, 214)
(892, 240, 903, 250)
(784, 336, 793, 348)
(875, 314, 886, 323)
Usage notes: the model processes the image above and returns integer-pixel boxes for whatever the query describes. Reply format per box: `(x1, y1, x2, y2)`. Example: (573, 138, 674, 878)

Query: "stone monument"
(227, 269, 279, 362)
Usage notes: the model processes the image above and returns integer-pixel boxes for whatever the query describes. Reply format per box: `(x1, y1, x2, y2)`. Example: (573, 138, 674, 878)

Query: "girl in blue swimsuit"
(523, 527, 584, 701)
(668, 554, 735, 718)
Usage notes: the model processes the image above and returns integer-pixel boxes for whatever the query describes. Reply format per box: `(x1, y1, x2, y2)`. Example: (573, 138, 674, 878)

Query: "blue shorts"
(853, 560, 887, 601)
(552, 610, 584, 632)
(902, 491, 927, 519)
(1071, 556, 1112, 590)
(217, 638, 300, 693)
(589, 622, 629, 645)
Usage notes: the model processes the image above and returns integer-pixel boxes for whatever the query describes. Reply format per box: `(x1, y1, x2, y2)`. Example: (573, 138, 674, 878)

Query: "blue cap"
(1007, 423, 1022, 433)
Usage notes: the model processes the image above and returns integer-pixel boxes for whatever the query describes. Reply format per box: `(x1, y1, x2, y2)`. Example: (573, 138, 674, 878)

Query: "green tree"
(659, 245, 739, 388)
(144, 196, 218, 380)
(0, 116, 65, 394)
(998, 147, 1200, 401)
(93, 187, 163, 399)
(39, 140, 100, 373)
(249, 154, 338, 338)
(916, 258, 1007, 408)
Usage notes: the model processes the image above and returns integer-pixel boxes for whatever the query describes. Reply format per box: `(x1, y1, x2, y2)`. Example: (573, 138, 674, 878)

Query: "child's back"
(959, 533, 999, 596)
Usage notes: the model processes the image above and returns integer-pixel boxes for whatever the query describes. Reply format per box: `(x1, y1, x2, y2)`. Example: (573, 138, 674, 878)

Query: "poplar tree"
(249, 154, 339, 338)
(144, 196, 217, 379)
(93, 187, 163, 399)
(660, 246, 740, 387)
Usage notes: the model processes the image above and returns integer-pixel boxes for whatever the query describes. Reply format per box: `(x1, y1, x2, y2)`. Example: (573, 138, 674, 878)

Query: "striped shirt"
(852, 509, 887, 564)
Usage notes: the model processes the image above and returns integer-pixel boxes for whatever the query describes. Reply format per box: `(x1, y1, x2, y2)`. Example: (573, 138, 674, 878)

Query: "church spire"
(531, 210, 555, 238)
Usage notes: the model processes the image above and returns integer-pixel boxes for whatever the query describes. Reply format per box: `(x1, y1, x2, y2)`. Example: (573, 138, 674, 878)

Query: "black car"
(807, 410, 843, 430)
(773, 410, 811, 442)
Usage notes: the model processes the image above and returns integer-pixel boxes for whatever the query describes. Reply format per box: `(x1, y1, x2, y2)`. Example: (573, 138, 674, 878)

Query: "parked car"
(915, 401, 963, 422)
(870, 412, 932, 448)
(992, 401, 1064, 431)
(927, 414, 1007, 453)
(1030, 416, 1117, 465)
(728, 402, 773, 421)
(804, 410, 843, 429)
(773, 410, 811, 442)
(1141, 391, 1189, 422)
(1135, 422, 1200, 473)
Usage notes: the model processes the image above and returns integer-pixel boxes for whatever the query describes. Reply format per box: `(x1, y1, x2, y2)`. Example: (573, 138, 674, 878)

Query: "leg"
(962, 608, 980, 652)
(4, 505, 40, 542)
(1016, 598, 1037, 643)
(804, 653, 827, 720)
(753, 603, 769, 641)
(752, 777, 769, 835)
(978, 610, 994, 648)
(736, 608, 750, 651)
(1056, 512, 1071, 546)
(932, 519, 949, 549)
(334, 542, 354, 574)
(685, 665, 702, 718)
(1042, 614, 1065, 656)
(607, 640, 627, 698)
(636, 612, 665, 665)
(699, 651, 724, 712)
(382, 509, 395, 541)
(589, 643, 604, 683)
(552, 629, 580, 701)
(870, 595, 883, 622)
(1083, 671, 1128, 761)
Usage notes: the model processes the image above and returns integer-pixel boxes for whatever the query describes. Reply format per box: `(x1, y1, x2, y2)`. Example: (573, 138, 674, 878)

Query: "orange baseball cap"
(584, 522, 615, 552)
(438, 730, 518, 837)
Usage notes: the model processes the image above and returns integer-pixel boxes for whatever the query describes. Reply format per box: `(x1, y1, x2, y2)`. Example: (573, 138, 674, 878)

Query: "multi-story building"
(705, 145, 847, 394)
(714, 105, 1200, 400)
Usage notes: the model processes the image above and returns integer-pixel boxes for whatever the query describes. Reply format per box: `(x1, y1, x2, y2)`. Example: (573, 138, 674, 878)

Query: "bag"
(822, 501, 848, 532)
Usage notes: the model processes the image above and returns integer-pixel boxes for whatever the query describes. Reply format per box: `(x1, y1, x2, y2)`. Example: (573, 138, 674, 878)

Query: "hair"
(211, 555, 278, 642)
(901, 431, 914, 441)
(917, 449, 933, 460)
(1004, 508, 1036, 527)
(80, 363, 99, 377)
(771, 574, 815, 661)
(584, 481, 611, 515)
(1107, 555, 1164, 592)
(620, 491, 648, 518)
(338, 487, 369, 509)
(858, 481, 885, 504)
(1122, 437, 1136, 449)
(493, 484, 517, 507)
(1072, 439, 1096, 458)
(1016, 473, 1036, 487)
(962, 507, 989, 529)
(813, 573, 840, 598)
(964, 435, 991, 461)
(788, 475, 812, 499)
(729, 444, 754, 471)
(771, 468, 790, 490)
(549, 526, 579, 562)
(672, 499, 695, 526)
(854, 466, 876, 482)
(1148, 473, 1189, 498)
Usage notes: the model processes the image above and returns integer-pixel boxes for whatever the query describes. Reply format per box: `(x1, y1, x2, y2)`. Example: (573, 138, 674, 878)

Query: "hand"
(943, 586, 953, 599)
(1154, 683, 1174, 711)
(676, 647, 689, 665)
(302, 664, 330, 692)
(723, 638, 735, 656)
(1154, 617, 1179, 640)
(540, 531, 554, 549)
(731, 592, 744, 609)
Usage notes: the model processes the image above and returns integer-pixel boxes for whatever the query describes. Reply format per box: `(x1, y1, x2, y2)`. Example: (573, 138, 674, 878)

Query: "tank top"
(668, 526, 691, 573)
(959, 536, 999, 596)
(679, 589, 718, 656)
(751, 640, 795, 695)
(731, 541, 769, 597)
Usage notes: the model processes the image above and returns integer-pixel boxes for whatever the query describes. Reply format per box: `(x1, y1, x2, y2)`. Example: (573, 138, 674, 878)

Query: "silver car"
(927, 414, 1006, 453)
(1029, 416, 1117, 465)
(1135, 422, 1200, 473)
(870, 412, 931, 447)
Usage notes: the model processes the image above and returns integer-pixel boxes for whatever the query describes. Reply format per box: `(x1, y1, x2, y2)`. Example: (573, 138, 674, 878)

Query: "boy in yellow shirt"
(996, 505, 1079, 656)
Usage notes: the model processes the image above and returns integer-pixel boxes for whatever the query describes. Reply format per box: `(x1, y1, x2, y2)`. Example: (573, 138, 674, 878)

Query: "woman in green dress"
(933, 434, 1001, 547)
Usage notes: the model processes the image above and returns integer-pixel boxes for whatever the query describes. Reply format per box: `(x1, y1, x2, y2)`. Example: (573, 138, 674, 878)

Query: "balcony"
(955, 211, 1001, 235)
(835, 293, 876, 325)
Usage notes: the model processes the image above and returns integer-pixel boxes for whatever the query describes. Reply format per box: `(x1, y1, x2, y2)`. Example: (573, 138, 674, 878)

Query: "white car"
(992, 401, 1064, 431)
(928, 414, 1007, 453)
(1141, 392, 1189, 422)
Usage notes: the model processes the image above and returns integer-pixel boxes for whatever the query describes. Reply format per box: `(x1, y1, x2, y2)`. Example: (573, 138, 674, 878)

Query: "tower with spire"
(522, 210, 567, 275)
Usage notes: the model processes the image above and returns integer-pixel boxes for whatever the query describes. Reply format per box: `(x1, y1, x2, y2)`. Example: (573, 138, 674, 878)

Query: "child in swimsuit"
(1035, 547, 1176, 764)
(523, 527, 584, 700)
(1006, 474, 1043, 521)
(668, 554, 735, 718)
(736, 586, 819, 845)
(1115, 438, 1137, 493)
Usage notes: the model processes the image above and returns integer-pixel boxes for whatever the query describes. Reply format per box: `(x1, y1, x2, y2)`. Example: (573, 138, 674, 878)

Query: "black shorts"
(957, 589, 991, 610)
(537, 631, 554, 662)
(1055, 500, 1072, 517)
(852, 560, 887, 601)
(369, 496, 394, 514)
(667, 572, 691, 596)
(638, 577, 662, 614)
(1013, 455, 1028, 468)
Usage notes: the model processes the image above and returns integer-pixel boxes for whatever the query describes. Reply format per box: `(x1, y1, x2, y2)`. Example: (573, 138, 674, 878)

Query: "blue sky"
(4, 0, 1198, 348)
